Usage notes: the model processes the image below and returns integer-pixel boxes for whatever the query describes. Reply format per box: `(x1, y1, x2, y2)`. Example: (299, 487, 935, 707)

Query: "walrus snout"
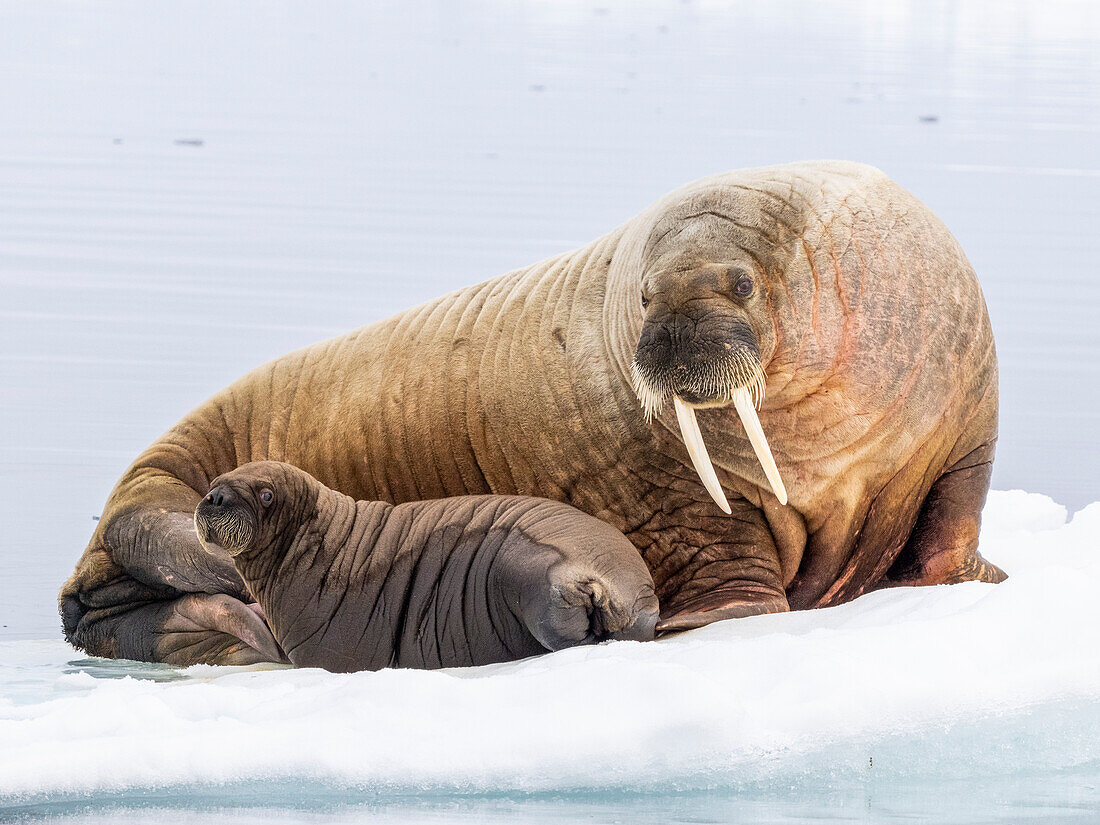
(630, 297, 787, 510)
(631, 309, 761, 413)
(203, 485, 236, 508)
(194, 482, 256, 555)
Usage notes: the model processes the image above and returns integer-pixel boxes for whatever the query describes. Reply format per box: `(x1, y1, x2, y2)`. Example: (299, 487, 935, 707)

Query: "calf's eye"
(260, 489, 274, 506)
(734, 276, 754, 297)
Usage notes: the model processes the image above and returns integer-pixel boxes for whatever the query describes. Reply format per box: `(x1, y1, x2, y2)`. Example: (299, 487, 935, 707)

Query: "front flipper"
(73, 589, 287, 666)
(640, 497, 793, 634)
(155, 594, 287, 665)
(655, 586, 789, 633)
(887, 441, 1007, 587)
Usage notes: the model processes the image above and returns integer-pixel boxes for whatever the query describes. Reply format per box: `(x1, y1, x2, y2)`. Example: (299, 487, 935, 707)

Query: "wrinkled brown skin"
(194, 462, 659, 672)
(59, 160, 1005, 664)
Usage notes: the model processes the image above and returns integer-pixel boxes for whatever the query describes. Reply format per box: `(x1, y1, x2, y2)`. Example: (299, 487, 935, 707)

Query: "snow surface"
(1, 490, 1097, 813)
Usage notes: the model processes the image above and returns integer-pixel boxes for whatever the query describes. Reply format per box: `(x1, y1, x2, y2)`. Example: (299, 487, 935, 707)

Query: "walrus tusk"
(732, 387, 788, 506)
(673, 396, 732, 514)
(672, 392, 788, 511)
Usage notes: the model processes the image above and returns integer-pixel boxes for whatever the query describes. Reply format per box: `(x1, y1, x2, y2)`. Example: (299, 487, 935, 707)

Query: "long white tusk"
(673, 396, 732, 514)
(732, 387, 788, 505)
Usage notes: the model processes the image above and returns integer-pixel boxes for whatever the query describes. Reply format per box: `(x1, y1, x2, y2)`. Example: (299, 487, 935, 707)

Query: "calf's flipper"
(498, 505, 660, 651)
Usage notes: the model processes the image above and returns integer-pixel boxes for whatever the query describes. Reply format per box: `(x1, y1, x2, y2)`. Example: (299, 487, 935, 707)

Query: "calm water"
(0, 0, 1098, 821)
(5, 779, 1099, 825)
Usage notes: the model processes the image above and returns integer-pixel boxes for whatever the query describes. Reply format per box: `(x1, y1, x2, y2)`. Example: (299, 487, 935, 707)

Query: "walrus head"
(622, 192, 797, 511)
(194, 461, 318, 557)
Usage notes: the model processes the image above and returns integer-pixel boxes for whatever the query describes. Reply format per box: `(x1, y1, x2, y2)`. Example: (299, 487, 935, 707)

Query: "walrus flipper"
(64, 590, 285, 666)
(61, 468, 286, 666)
(887, 440, 1007, 587)
(151, 594, 287, 665)
(655, 588, 790, 633)
(645, 500, 791, 634)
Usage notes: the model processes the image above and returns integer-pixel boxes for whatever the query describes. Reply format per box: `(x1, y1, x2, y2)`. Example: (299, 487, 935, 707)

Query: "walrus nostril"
(206, 487, 231, 507)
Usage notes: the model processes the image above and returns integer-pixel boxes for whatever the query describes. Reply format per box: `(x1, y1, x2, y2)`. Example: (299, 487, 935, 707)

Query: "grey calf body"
(195, 461, 659, 672)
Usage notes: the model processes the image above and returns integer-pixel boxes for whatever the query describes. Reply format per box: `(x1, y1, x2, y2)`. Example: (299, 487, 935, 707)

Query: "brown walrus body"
(193, 462, 658, 672)
(60, 160, 1005, 665)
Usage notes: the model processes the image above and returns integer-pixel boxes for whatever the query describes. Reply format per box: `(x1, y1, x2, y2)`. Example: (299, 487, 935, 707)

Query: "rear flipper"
(522, 573, 661, 651)
(61, 468, 285, 665)
(500, 510, 661, 653)
(655, 587, 789, 633)
(887, 441, 1007, 587)
(70, 588, 286, 667)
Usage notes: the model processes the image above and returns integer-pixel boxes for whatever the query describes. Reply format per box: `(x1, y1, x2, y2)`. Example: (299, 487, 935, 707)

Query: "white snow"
(1, 490, 1097, 804)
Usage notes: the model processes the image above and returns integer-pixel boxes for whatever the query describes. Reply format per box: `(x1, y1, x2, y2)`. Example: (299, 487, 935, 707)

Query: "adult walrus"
(60, 160, 1006, 665)
(193, 461, 658, 671)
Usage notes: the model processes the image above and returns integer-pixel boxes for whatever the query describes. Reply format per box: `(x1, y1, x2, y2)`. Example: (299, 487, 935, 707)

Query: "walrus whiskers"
(630, 361, 671, 423)
(196, 509, 254, 552)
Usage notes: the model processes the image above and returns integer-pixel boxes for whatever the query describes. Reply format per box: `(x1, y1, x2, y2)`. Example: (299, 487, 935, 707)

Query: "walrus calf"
(61, 160, 1006, 665)
(193, 461, 659, 672)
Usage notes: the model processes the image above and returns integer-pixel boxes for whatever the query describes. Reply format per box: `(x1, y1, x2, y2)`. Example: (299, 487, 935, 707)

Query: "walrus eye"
(641, 293, 649, 309)
(259, 489, 274, 507)
(734, 276, 754, 297)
